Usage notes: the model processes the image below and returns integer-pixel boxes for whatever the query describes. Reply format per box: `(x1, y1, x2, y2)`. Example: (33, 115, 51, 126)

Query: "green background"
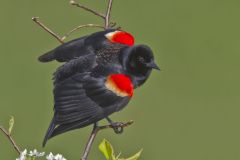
(0, 0, 240, 159)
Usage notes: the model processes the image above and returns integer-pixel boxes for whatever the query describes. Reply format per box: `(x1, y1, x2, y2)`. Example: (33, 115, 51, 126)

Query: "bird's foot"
(106, 117, 124, 134)
(111, 122, 124, 134)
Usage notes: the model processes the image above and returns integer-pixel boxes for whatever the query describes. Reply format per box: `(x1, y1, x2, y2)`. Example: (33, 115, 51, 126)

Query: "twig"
(81, 120, 134, 160)
(0, 126, 21, 155)
(33, 0, 117, 44)
(105, 0, 114, 29)
(70, 0, 105, 19)
(32, 17, 104, 43)
(70, 0, 115, 30)
(61, 24, 105, 41)
(32, 17, 64, 44)
(109, 22, 117, 28)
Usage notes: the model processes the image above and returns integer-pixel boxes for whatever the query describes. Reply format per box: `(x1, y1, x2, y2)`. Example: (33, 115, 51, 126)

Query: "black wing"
(39, 35, 89, 62)
(43, 72, 130, 146)
(53, 53, 96, 84)
(38, 29, 118, 63)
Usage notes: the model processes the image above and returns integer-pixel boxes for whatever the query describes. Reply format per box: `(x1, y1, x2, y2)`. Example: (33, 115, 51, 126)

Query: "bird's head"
(121, 44, 160, 87)
(122, 44, 160, 72)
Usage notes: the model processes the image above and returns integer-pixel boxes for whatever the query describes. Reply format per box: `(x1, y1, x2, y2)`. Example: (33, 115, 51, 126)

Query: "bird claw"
(111, 122, 124, 134)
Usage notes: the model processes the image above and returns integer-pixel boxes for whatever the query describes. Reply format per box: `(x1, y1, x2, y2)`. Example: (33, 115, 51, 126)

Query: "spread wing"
(43, 72, 130, 146)
(38, 29, 125, 63)
(38, 36, 89, 62)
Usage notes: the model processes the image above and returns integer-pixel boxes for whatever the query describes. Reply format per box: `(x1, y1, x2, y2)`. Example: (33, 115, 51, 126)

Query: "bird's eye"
(138, 56, 145, 63)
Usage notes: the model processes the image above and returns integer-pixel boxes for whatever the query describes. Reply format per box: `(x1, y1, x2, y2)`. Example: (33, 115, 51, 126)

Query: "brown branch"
(33, 0, 117, 44)
(61, 24, 105, 41)
(32, 17, 64, 44)
(69, 0, 115, 30)
(81, 120, 134, 160)
(109, 22, 117, 28)
(0, 126, 21, 155)
(70, 0, 105, 19)
(32, 17, 105, 43)
(105, 0, 114, 29)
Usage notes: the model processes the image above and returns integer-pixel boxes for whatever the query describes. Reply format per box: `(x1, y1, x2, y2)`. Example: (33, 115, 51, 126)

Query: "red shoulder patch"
(105, 31, 134, 46)
(105, 74, 133, 97)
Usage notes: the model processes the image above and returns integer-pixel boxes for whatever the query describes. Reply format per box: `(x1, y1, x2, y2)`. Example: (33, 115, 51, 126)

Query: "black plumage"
(39, 29, 121, 63)
(41, 29, 159, 147)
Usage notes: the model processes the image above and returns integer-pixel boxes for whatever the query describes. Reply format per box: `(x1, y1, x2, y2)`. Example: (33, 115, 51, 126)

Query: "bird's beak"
(146, 61, 160, 70)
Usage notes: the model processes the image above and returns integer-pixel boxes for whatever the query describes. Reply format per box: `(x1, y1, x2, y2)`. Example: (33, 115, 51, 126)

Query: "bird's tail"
(38, 50, 55, 62)
(42, 118, 55, 147)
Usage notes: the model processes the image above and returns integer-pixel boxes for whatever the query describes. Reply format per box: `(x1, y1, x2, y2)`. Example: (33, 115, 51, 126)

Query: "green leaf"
(99, 139, 115, 160)
(8, 116, 14, 135)
(119, 149, 143, 160)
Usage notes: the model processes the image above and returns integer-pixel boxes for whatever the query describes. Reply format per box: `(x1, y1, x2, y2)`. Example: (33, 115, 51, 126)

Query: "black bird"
(41, 30, 159, 147)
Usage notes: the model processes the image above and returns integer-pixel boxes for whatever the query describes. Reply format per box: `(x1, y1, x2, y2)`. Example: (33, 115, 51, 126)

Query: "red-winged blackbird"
(40, 29, 159, 147)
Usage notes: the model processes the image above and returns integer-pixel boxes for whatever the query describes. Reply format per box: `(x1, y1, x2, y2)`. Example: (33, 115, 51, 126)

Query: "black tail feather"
(49, 118, 92, 139)
(42, 118, 55, 147)
(38, 50, 55, 62)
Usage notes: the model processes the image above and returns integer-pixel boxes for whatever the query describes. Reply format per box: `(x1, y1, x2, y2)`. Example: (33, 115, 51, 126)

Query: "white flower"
(46, 152, 66, 160)
(28, 149, 45, 157)
(54, 154, 66, 160)
(16, 149, 27, 160)
(46, 152, 55, 160)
